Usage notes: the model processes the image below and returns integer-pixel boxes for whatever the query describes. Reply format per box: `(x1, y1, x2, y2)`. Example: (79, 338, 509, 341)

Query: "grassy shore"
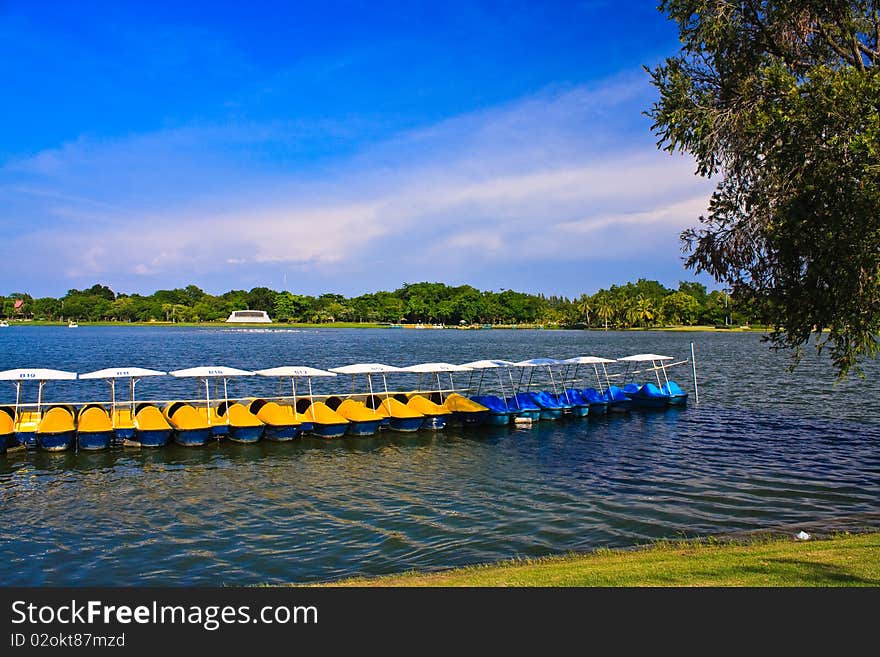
(311, 533, 880, 587)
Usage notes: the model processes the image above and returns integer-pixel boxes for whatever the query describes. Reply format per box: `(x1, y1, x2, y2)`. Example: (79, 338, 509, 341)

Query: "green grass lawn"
(313, 533, 880, 587)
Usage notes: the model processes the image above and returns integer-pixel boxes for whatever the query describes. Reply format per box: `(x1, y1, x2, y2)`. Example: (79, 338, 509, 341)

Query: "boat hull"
(136, 429, 171, 448)
(210, 424, 230, 438)
(114, 427, 136, 441)
(37, 431, 74, 452)
(77, 430, 113, 451)
(539, 409, 563, 421)
(625, 390, 670, 408)
(667, 393, 688, 406)
(227, 425, 264, 444)
(345, 420, 383, 436)
(483, 413, 511, 426)
(15, 431, 36, 448)
(263, 424, 305, 442)
(568, 405, 590, 418)
(310, 423, 349, 439)
(388, 416, 425, 432)
(588, 402, 608, 415)
(420, 415, 448, 430)
(173, 427, 213, 447)
(449, 411, 488, 427)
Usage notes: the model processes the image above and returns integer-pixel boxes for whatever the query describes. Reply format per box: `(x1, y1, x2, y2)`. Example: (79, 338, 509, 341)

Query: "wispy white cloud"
(1, 73, 713, 296)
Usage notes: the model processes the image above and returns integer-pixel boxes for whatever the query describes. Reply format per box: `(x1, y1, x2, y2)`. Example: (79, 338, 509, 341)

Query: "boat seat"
(37, 407, 75, 434)
(255, 402, 302, 427)
(78, 405, 113, 432)
(223, 403, 263, 427)
(443, 393, 488, 413)
(302, 401, 348, 425)
(196, 406, 225, 426)
(375, 397, 423, 419)
(14, 410, 41, 433)
(113, 407, 135, 430)
(470, 395, 513, 414)
(165, 403, 210, 430)
(406, 394, 450, 416)
(336, 399, 383, 421)
(135, 405, 171, 431)
(508, 392, 541, 411)
(325, 396, 344, 410)
(0, 411, 13, 436)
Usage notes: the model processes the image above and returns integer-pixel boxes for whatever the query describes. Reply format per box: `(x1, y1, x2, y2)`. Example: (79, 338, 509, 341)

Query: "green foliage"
(1, 279, 760, 327)
(649, 1, 880, 376)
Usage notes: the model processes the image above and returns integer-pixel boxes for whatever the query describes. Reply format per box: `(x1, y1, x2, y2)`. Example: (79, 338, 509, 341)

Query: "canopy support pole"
(691, 341, 699, 404)
(508, 370, 521, 408)
(223, 378, 230, 425)
(204, 378, 212, 428)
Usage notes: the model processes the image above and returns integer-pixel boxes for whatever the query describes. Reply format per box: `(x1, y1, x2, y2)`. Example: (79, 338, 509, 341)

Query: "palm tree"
(577, 294, 592, 327)
(595, 296, 614, 330)
(634, 295, 655, 328)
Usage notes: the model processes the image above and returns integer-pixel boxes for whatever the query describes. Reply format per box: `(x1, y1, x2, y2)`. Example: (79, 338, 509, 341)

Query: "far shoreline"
(0, 321, 768, 332)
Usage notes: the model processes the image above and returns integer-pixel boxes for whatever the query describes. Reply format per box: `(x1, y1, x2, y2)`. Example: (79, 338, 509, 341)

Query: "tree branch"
(816, 20, 858, 66)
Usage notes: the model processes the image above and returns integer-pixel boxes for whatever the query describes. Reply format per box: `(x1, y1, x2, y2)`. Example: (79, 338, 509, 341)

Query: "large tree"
(649, 1, 880, 376)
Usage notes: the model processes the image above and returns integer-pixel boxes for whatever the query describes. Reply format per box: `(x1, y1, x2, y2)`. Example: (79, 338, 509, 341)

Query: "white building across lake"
(226, 310, 272, 323)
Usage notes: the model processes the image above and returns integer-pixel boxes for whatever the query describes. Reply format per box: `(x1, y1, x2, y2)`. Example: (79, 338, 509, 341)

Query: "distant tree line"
(0, 280, 768, 327)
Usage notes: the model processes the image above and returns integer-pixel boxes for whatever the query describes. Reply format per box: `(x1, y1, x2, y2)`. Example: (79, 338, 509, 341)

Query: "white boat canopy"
(561, 356, 615, 393)
(329, 363, 402, 375)
(512, 358, 563, 395)
(563, 356, 616, 365)
(79, 367, 166, 379)
(0, 368, 78, 415)
(618, 354, 674, 388)
(400, 362, 472, 373)
(78, 367, 167, 421)
(513, 358, 561, 367)
(0, 368, 77, 380)
(462, 360, 518, 399)
(255, 366, 336, 378)
(170, 366, 255, 378)
(460, 359, 516, 369)
(617, 354, 673, 362)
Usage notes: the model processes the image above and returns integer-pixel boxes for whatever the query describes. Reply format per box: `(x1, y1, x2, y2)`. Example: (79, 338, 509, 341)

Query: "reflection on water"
(0, 327, 878, 585)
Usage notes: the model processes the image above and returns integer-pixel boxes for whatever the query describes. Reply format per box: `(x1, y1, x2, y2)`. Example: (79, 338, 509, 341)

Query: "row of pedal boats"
(0, 354, 689, 453)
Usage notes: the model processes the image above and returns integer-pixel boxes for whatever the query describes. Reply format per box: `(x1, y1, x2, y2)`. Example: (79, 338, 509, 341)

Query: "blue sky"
(0, 1, 715, 298)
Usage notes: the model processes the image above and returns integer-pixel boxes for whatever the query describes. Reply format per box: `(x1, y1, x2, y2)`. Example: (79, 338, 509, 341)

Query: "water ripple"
(1, 328, 879, 584)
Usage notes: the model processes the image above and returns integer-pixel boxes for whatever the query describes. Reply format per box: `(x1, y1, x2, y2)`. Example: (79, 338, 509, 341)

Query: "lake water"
(0, 326, 877, 585)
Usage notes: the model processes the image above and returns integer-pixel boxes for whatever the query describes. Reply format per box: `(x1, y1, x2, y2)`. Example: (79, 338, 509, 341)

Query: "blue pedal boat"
(604, 385, 633, 413)
(470, 394, 519, 425)
(560, 389, 590, 417)
(623, 382, 671, 408)
(661, 381, 688, 406)
(518, 390, 564, 420)
(580, 388, 609, 415)
(508, 392, 542, 421)
(561, 356, 617, 416)
(617, 354, 685, 409)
